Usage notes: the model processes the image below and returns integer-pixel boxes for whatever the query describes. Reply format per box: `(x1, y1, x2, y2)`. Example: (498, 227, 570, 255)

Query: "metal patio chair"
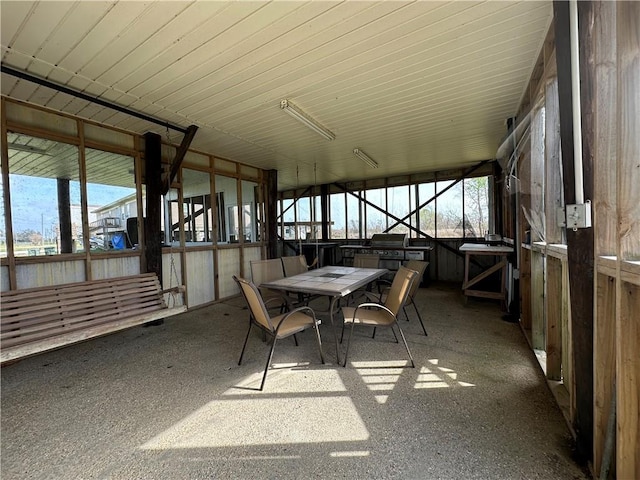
(250, 258, 290, 313)
(281, 254, 318, 277)
(366, 260, 429, 336)
(341, 266, 418, 367)
(233, 276, 325, 391)
(281, 255, 319, 305)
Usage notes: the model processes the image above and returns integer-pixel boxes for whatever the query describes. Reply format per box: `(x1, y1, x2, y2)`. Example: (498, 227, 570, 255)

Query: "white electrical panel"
(565, 201, 592, 230)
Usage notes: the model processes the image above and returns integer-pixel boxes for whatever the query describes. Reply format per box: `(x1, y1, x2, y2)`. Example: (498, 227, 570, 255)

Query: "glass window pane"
(464, 177, 489, 238)
(314, 195, 322, 240)
(329, 193, 345, 239)
(388, 185, 410, 235)
(436, 180, 463, 238)
(347, 192, 360, 239)
(8, 133, 81, 256)
(241, 180, 258, 243)
(418, 183, 436, 238)
(163, 188, 180, 245)
(282, 198, 295, 240)
(86, 148, 137, 251)
(215, 175, 238, 243)
(365, 188, 386, 237)
(296, 196, 311, 240)
(182, 169, 212, 244)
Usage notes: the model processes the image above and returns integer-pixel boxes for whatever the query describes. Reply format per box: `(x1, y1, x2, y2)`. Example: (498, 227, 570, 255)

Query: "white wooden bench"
(1, 273, 186, 364)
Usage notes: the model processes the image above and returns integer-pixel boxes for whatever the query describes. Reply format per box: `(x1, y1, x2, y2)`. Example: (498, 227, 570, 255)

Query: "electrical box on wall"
(565, 201, 592, 230)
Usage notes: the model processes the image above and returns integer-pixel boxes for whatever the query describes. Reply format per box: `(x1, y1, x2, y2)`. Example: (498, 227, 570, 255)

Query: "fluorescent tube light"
(353, 148, 378, 169)
(280, 99, 335, 141)
(7, 143, 52, 155)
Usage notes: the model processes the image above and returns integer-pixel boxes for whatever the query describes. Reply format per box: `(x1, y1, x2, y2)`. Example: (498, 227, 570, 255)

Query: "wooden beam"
(545, 78, 564, 245)
(57, 179, 73, 254)
(265, 169, 278, 259)
(592, 2, 617, 476)
(321, 184, 329, 241)
(553, 0, 596, 462)
(144, 132, 163, 281)
(616, 2, 640, 478)
(1, 98, 17, 290)
(162, 124, 198, 195)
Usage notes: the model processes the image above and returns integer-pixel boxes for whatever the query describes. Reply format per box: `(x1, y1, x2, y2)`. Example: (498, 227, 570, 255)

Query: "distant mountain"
(8, 174, 134, 234)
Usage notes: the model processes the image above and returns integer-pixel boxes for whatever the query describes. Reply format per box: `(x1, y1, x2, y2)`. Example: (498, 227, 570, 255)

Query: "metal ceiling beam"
(1, 64, 189, 134)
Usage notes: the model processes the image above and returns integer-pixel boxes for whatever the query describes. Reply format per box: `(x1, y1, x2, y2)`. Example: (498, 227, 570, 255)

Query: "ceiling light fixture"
(353, 148, 378, 169)
(7, 143, 52, 155)
(280, 99, 335, 141)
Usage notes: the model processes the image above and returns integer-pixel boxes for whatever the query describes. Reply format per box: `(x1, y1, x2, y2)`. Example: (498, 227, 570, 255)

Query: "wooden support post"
(616, 3, 640, 478)
(592, 2, 617, 475)
(144, 132, 163, 281)
(161, 125, 198, 195)
(554, 0, 595, 461)
(57, 178, 73, 254)
(320, 184, 329, 241)
(265, 169, 278, 259)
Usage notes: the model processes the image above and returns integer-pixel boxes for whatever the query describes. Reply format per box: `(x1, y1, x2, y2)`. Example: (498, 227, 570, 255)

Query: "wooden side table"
(459, 243, 514, 309)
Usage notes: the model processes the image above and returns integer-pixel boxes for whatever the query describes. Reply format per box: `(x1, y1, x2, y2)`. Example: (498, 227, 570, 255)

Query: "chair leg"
(293, 333, 299, 346)
(313, 321, 325, 364)
(391, 326, 399, 343)
(413, 302, 428, 336)
(260, 336, 278, 391)
(403, 305, 410, 322)
(343, 321, 356, 367)
(238, 321, 253, 365)
(394, 323, 415, 368)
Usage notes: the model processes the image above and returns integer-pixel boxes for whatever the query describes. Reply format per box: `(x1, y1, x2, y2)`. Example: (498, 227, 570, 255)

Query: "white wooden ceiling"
(1, 1, 552, 191)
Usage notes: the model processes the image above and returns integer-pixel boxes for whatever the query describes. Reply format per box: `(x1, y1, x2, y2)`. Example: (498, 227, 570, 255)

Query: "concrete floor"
(1, 283, 589, 480)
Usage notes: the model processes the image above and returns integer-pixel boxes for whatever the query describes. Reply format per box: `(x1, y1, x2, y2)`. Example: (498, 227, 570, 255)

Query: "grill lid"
(370, 233, 408, 247)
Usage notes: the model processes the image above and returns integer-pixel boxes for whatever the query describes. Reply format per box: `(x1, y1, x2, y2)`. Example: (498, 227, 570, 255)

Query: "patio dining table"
(261, 265, 388, 364)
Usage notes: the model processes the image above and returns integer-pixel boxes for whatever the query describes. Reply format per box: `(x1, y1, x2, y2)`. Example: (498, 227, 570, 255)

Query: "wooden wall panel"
(593, 1, 618, 256)
(616, 2, 640, 261)
(15, 260, 87, 288)
(545, 256, 562, 380)
(185, 250, 214, 307)
(91, 256, 140, 281)
(594, 273, 616, 475)
(617, 281, 640, 479)
(531, 249, 545, 350)
(561, 257, 574, 420)
(520, 247, 532, 331)
(217, 248, 240, 299)
(544, 78, 563, 245)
